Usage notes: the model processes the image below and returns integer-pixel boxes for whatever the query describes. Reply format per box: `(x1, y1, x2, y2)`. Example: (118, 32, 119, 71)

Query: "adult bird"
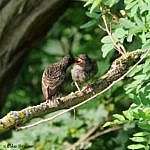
(71, 54, 98, 91)
(42, 55, 74, 100)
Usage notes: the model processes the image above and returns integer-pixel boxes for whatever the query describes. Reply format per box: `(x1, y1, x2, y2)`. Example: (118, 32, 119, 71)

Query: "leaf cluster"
(1, 1, 150, 149)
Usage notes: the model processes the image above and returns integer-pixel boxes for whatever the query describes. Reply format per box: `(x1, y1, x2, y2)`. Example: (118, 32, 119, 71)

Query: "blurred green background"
(0, 3, 132, 150)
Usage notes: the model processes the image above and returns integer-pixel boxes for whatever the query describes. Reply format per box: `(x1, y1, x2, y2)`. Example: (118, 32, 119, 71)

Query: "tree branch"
(98, 14, 126, 55)
(0, 49, 146, 132)
(67, 125, 122, 150)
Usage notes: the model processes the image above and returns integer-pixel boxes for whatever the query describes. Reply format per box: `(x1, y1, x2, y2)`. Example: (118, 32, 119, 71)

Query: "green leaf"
(125, 0, 135, 4)
(123, 110, 133, 120)
(114, 119, 123, 124)
(133, 74, 146, 80)
(90, 0, 101, 13)
(140, 32, 146, 44)
(124, 123, 135, 130)
(84, 0, 94, 7)
(140, 1, 149, 14)
(139, 91, 149, 105)
(143, 59, 150, 73)
(130, 4, 138, 17)
(42, 39, 64, 55)
(101, 43, 114, 58)
(139, 123, 150, 129)
(142, 41, 150, 51)
(128, 144, 145, 149)
(113, 28, 127, 39)
(133, 132, 150, 137)
(103, 121, 114, 127)
(127, 65, 142, 77)
(101, 36, 112, 44)
(134, 95, 142, 105)
(113, 114, 125, 121)
(127, 34, 133, 42)
(80, 20, 97, 29)
(120, 18, 135, 29)
(125, 0, 138, 10)
(86, 11, 99, 19)
(130, 137, 146, 142)
(138, 109, 146, 118)
(145, 107, 150, 119)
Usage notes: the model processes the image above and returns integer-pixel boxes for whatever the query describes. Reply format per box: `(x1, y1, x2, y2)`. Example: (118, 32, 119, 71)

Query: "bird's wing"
(42, 66, 65, 99)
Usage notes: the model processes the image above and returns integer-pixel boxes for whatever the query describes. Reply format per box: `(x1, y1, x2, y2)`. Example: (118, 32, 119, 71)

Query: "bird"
(42, 55, 74, 100)
(71, 54, 98, 91)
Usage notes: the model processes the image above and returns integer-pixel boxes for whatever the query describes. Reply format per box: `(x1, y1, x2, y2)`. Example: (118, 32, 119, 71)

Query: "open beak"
(75, 58, 83, 64)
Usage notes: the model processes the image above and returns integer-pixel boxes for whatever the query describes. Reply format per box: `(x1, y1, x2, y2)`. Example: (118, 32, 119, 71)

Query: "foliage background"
(0, 0, 150, 150)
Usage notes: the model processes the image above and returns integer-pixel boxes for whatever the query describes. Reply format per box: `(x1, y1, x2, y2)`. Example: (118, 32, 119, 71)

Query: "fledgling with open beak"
(71, 54, 98, 91)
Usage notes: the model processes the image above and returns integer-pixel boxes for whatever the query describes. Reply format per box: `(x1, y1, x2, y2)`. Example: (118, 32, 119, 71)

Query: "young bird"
(71, 54, 98, 91)
(42, 55, 73, 100)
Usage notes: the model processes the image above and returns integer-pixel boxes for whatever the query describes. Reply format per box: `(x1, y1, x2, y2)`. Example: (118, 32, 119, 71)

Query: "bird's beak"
(75, 58, 82, 64)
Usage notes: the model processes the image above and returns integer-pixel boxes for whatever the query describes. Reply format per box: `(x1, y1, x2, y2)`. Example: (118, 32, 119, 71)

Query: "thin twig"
(99, 15, 126, 55)
(68, 106, 114, 149)
(98, 24, 106, 31)
(67, 124, 100, 150)
(16, 49, 149, 130)
(87, 125, 122, 142)
(68, 125, 122, 150)
(102, 16, 119, 50)
(109, 22, 112, 35)
(68, 118, 108, 149)
(118, 43, 126, 54)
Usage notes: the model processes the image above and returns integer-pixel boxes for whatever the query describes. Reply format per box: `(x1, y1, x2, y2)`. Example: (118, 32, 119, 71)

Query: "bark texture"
(0, 0, 70, 110)
(0, 50, 143, 132)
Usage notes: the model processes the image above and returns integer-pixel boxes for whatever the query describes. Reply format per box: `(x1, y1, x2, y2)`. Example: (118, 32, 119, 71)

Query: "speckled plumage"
(71, 54, 97, 85)
(42, 55, 73, 100)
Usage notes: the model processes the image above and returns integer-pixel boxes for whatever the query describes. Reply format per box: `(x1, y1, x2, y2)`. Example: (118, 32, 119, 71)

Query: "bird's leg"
(73, 81, 81, 120)
(73, 109, 76, 120)
(47, 93, 60, 105)
(74, 81, 81, 92)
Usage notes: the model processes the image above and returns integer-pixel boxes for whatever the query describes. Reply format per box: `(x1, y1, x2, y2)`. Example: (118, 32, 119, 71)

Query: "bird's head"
(75, 54, 90, 65)
(61, 55, 75, 69)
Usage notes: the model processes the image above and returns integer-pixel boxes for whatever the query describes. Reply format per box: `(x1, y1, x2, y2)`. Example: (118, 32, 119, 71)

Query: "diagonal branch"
(18, 49, 146, 130)
(68, 125, 122, 150)
(0, 49, 147, 132)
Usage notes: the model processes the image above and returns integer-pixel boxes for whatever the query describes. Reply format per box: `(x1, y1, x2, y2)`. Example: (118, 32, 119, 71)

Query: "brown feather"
(42, 55, 73, 100)
(71, 54, 98, 84)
